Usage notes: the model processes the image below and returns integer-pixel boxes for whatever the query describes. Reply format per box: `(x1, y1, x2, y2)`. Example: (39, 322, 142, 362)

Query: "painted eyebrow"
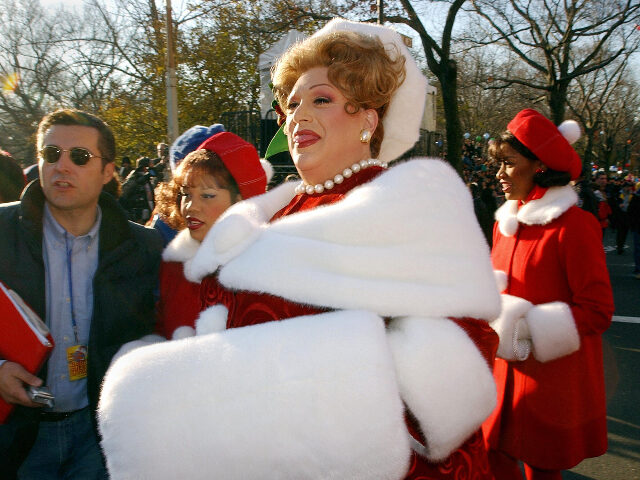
(288, 83, 335, 99)
(309, 83, 333, 89)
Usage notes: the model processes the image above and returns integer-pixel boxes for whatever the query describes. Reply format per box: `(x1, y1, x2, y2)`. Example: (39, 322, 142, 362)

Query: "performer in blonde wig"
(99, 19, 501, 480)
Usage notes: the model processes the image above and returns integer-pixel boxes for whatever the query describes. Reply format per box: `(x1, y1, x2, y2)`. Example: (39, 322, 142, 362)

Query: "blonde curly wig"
(271, 30, 406, 158)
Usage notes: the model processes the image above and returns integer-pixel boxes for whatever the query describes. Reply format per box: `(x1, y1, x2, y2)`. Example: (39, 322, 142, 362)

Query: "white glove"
(490, 294, 533, 361)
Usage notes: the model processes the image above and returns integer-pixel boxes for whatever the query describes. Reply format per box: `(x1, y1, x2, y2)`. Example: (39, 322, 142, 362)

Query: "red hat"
(197, 132, 267, 199)
(507, 109, 582, 180)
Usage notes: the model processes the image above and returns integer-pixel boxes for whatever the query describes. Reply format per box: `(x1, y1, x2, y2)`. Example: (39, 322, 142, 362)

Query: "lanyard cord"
(65, 232, 80, 345)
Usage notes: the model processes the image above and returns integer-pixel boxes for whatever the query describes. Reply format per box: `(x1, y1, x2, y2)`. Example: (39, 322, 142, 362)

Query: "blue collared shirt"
(41, 203, 101, 412)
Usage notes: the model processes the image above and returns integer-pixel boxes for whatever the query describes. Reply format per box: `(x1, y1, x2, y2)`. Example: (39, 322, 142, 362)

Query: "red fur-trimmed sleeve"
(559, 209, 614, 336)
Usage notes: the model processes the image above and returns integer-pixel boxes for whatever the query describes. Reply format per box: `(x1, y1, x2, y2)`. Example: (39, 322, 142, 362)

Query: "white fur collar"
(188, 159, 500, 321)
(162, 228, 201, 264)
(495, 185, 578, 237)
(184, 181, 298, 282)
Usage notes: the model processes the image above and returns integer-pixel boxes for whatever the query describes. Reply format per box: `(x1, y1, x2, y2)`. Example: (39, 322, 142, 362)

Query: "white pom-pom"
(195, 304, 228, 335)
(499, 214, 519, 237)
(558, 120, 581, 145)
(260, 159, 274, 183)
(172, 326, 196, 340)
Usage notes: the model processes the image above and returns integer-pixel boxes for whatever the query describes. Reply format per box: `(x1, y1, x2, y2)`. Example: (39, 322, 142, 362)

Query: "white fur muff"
(99, 310, 411, 480)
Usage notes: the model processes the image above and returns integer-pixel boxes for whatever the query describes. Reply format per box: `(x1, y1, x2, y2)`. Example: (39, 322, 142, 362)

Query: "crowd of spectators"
(456, 137, 640, 256)
(1, 137, 639, 255)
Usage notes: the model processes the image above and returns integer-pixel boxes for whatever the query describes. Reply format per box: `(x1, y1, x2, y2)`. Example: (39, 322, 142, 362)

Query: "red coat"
(155, 260, 201, 339)
(483, 186, 614, 469)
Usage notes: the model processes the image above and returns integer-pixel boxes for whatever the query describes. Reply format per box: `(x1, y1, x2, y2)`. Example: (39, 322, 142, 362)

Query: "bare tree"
(576, 70, 639, 172)
(0, 0, 136, 162)
(470, 0, 640, 124)
(566, 50, 637, 171)
(0, 0, 84, 162)
(453, 44, 534, 139)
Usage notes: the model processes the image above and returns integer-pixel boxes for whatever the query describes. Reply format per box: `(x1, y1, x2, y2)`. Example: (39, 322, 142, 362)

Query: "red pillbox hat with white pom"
(197, 132, 267, 199)
(507, 108, 582, 180)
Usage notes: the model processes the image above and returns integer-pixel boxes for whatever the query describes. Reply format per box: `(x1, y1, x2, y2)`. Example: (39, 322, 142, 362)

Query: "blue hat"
(169, 124, 225, 172)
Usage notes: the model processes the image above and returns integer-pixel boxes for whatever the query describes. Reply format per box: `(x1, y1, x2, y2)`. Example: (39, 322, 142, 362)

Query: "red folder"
(0, 281, 54, 423)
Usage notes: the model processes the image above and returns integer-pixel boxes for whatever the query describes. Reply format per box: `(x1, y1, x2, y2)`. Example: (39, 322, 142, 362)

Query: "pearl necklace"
(294, 158, 388, 195)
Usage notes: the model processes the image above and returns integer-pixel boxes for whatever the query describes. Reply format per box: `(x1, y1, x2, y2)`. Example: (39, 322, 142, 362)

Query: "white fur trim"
(171, 326, 195, 340)
(495, 200, 519, 236)
(195, 304, 228, 335)
(495, 185, 578, 236)
(185, 181, 298, 282)
(494, 270, 508, 293)
(526, 301, 580, 362)
(490, 294, 533, 361)
(386, 317, 496, 461)
(162, 228, 200, 263)
(313, 19, 427, 164)
(558, 120, 581, 145)
(109, 334, 166, 365)
(218, 159, 500, 320)
(260, 158, 274, 183)
(99, 310, 410, 479)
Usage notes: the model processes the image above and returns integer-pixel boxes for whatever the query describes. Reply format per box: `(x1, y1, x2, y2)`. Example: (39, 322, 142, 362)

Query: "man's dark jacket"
(0, 181, 163, 477)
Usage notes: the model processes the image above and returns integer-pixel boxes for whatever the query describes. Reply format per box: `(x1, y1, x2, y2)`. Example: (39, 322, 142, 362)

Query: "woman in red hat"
(153, 131, 268, 339)
(483, 109, 614, 479)
(99, 19, 502, 480)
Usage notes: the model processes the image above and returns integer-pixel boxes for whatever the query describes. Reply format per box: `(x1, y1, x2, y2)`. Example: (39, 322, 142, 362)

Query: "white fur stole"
(190, 159, 501, 321)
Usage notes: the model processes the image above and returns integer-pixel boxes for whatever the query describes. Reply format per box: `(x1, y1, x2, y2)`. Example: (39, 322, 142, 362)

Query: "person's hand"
(0, 361, 44, 407)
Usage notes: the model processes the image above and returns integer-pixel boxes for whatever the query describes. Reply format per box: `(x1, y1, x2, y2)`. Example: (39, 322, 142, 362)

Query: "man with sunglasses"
(0, 109, 163, 478)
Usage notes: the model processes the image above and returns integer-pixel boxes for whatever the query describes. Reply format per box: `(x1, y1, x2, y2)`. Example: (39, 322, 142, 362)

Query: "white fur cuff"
(99, 310, 410, 479)
(195, 304, 228, 335)
(171, 326, 195, 340)
(526, 301, 580, 362)
(386, 316, 496, 461)
(490, 294, 533, 361)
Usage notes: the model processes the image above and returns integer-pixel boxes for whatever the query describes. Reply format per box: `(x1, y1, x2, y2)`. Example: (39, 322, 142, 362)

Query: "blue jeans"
(17, 407, 107, 480)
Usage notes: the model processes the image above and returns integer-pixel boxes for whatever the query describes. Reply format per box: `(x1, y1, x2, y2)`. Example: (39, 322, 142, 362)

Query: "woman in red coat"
(482, 109, 614, 480)
(99, 19, 502, 480)
(154, 131, 268, 339)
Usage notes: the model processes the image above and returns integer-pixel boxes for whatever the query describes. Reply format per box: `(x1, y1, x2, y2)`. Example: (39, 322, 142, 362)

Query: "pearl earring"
(360, 130, 371, 144)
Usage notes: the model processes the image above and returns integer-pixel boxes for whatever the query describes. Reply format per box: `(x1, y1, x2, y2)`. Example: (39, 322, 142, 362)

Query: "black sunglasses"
(40, 145, 102, 166)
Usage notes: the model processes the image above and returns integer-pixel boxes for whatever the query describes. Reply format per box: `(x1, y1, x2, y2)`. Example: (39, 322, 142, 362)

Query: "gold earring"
(360, 130, 371, 144)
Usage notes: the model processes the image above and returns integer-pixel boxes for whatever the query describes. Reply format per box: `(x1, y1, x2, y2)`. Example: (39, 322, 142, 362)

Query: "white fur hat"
(310, 19, 429, 164)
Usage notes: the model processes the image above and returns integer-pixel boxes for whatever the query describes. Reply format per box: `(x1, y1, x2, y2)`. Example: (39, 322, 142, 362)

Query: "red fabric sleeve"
(559, 210, 614, 336)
